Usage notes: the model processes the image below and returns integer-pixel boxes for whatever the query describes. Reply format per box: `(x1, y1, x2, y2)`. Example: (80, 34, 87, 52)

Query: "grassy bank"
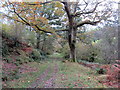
(5, 61, 52, 88)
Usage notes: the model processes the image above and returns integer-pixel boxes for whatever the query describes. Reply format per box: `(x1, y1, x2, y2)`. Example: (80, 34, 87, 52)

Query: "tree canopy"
(1, 0, 115, 62)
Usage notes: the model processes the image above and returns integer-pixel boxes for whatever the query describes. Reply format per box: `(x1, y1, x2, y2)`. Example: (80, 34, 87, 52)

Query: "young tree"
(1, 0, 113, 62)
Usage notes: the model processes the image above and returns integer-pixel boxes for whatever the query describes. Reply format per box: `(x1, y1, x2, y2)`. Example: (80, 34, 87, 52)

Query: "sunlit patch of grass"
(54, 61, 108, 88)
(6, 61, 51, 88)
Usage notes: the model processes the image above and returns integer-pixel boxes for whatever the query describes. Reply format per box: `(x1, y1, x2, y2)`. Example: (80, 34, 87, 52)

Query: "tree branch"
(27, 1, 52, 5)
(3, 15, 23, 24)
(11, 3, 32, 26)
(3, 13, 68, 34)
(3, 0, 69, 34)
(55, 29, 68, 32)
(34, 25, 52, 33)
(72, 2, 102, 17)
(76, 20, 101, 27)
(62, 1, 71, 21)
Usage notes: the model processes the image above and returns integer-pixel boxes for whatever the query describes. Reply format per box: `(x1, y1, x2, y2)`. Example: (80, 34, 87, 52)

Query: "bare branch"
(82, 0, 88, 11)
(73, 1, 79, 14)
(76, 20, 101, 27)
(62, 1, 71, 20)
(72, 1, 102, 17)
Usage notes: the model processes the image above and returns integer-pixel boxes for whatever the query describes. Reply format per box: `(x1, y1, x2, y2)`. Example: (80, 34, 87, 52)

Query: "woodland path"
(28, 57, 61, 88)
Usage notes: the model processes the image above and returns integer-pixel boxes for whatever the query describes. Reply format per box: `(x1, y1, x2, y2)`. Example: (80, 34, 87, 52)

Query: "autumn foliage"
(103, 60, 120, 88)
(79, 60, 120, 88)
(21, 47, 33, 54)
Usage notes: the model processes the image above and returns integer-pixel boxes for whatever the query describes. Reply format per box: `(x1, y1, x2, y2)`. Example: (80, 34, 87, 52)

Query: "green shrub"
(15, 56, 30, 65)
(2, 31, 24, 57)
(94, 57, 106, 64)
(30, 49, 46, 62)
(2, 39, 9, 56)
(95, 68, 106, 74)
(76, 42, 99, 62)
(3, 56, 13, 63)
(2, 70, 20, 81)
(58, 43, 70, 59)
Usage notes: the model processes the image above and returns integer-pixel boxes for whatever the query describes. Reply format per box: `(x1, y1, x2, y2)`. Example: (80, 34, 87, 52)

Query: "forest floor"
(3, 54, 113, 88)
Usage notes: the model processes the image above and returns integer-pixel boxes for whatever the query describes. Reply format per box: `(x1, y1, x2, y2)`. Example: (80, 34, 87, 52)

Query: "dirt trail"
(43, 64, 58, 88)
(28, 61, 59, 88)
(28, 66, 51, 88)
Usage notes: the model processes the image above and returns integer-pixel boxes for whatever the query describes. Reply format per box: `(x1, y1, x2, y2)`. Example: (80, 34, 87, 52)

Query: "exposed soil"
(28, 66, 51, 88)
(43, 64, 58, 88)
(28, 62, 59, 88)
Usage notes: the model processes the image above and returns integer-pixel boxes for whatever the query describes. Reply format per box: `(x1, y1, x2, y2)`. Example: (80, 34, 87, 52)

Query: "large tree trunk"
(63, 2, 77, 62)
(69, 41, 76, 62)
(68, 27, 77, 62)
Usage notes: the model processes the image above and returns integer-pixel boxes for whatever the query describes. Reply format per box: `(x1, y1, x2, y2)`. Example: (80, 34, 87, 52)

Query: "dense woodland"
(0, 0, 120, 88)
